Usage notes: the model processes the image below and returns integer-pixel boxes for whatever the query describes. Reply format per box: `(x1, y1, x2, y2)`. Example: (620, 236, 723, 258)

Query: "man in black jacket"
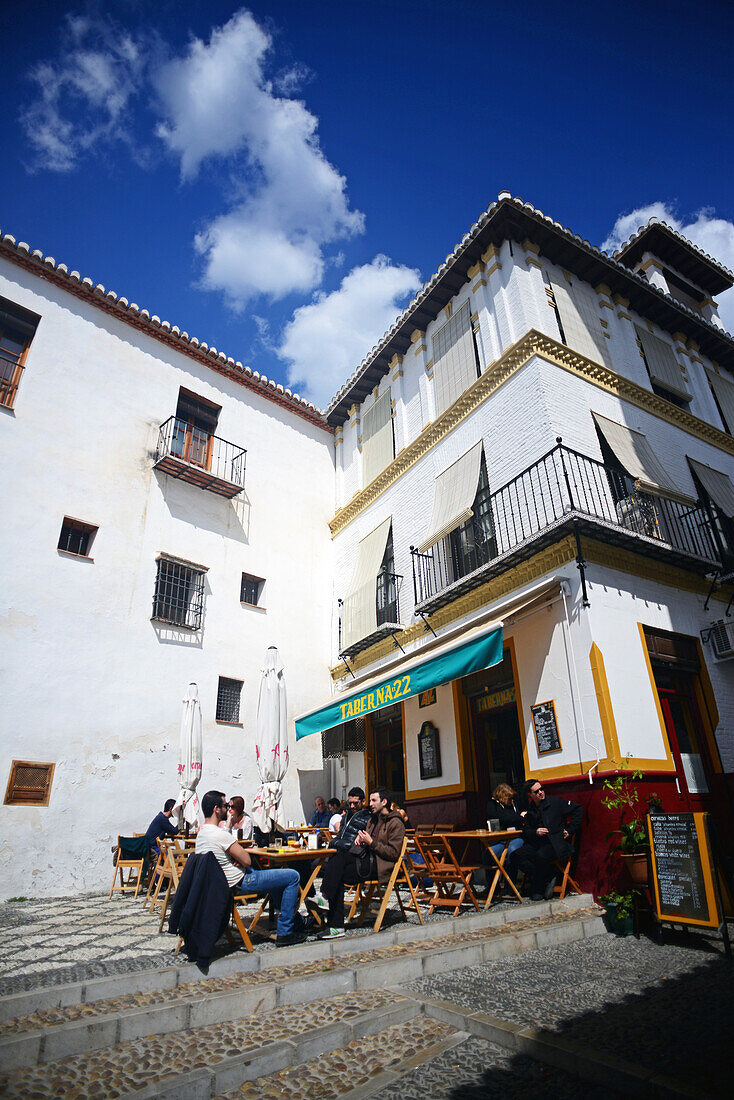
(517, 779, 582, 900)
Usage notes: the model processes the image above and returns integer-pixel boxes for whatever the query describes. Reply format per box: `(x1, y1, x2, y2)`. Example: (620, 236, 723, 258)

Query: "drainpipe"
(560, 580, 599, 785)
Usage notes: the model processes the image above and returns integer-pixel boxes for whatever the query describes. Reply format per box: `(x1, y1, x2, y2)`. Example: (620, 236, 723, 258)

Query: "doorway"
(655, 667, 712, 812)
(369, 703, 405, 802)
(463, 648, 525, 817)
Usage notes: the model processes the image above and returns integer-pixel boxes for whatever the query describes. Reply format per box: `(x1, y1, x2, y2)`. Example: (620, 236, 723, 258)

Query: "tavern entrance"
(367, 703, 405, 804)
(463, 648, 525, 818)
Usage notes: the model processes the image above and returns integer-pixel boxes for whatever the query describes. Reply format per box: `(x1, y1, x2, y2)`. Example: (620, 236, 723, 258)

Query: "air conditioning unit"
(709, 619, 734, 660)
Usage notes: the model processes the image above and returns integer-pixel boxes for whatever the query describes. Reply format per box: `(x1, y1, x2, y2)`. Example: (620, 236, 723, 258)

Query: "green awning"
(295, 623, 503, 740)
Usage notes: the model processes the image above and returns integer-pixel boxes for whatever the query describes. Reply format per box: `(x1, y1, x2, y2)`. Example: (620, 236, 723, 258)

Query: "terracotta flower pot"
(620, 852, 648, 886)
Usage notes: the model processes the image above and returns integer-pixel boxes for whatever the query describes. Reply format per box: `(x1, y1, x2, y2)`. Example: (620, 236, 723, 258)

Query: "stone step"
(0, 901, 605, 1077)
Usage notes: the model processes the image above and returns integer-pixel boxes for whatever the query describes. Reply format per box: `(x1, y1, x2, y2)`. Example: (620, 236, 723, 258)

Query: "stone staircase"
(0, 896, 608, 1099)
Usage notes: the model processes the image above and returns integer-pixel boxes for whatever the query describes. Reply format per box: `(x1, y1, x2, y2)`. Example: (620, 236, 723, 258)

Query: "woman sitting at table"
(484, 783, 525, 890)
(219, 796, 253, 842)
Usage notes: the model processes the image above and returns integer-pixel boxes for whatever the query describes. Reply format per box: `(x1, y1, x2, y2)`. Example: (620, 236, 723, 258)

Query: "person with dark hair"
(219, 795, 253, 841)
(327, 797, 343, 835)
(144, 798, 178, 851)
(196, 790, 305, 946)
(316, 787, 405, 940)
(482, 783, 525, 893)
(516, 779, 582, 900)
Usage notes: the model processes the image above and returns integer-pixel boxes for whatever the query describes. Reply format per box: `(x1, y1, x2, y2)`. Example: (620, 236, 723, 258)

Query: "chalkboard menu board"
(418, 721, 442, 780)
(648, 813, 718, 927)
(531, 700, 561, 755)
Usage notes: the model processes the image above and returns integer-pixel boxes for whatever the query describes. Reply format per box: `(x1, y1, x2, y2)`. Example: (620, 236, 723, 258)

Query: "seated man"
(144, 798, 178, 853)
(309, 796, 331, 828)
(516, 779, 582, 900)
(316, 787, 405, 940)
(219, 795, 254, 841)
(196, 790, 306, 947)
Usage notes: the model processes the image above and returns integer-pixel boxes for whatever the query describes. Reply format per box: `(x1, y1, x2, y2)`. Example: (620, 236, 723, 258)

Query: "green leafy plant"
(600, 889, 638, 921)
(601, 756, 661, 854)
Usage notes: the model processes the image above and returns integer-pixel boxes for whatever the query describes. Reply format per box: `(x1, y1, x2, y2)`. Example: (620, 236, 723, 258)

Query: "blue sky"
(2, 0, 733, 408)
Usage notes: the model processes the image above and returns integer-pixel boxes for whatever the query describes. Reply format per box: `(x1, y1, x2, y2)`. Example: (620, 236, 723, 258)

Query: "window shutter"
(592, 412, 695, 504)
(706, 368, 734, 433)
(551, 278, 612, 368)
(362, 389, 394, 485)
(341, 518, 393, 650)
(417, 442, 484, 552)
(635, 326, 689, 399)
(432, 302, 479, 416)
(5, 761, 55, 806)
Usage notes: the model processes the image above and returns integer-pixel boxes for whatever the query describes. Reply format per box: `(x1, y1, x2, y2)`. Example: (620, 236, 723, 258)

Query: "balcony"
(339, 571, 404, 660)
(411, 442, 723, 615)
(154, 417, 246, 498)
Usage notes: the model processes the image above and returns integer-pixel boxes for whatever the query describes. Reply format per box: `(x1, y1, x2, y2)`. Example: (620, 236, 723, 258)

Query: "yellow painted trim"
(589, 643, 622, 766)
(484, 260, 501, 277)
(329, 329, 734, 537)
(637, 622, 676, 769)
(472, 278, 488, 292)
(531, 757, 675, 782)
(404, 782, 466, 802)
(522, 239, 540, 255)
(648, 811, 722, 928)
(525, 257, 542, 270)
(504, 636, 530, 783)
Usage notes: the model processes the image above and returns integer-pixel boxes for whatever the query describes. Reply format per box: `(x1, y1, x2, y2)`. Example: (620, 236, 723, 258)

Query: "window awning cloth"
(551, 278, 612, 369)
(592, 411, 696, 505)
(634, 325, 689, 400)
(295, 622, 503, 739)
(362, 389, 393, 485)
(705, 367, 734, 432)
(417, 441, 483, 553)
(341, 517, 392, 651)
(432, 301, 478, 416)
(687, 457, 734, 518)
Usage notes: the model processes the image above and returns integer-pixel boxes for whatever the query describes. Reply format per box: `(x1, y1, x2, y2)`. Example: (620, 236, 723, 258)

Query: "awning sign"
(295, 625, 503, 739)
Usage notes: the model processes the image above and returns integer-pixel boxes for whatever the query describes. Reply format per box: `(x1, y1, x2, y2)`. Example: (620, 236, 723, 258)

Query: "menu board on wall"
(648, 813, 718, 927)
(531, 700, 561, 755)
(417, 721, 442, 780)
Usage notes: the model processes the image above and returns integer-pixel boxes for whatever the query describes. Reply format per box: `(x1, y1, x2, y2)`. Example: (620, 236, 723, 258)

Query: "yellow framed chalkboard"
(647, 812, 721, 929)
(531, 699, 562, 755)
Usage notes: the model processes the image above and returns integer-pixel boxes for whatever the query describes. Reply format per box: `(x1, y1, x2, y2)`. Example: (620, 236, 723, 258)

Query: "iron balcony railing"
(338, 571, 403, 658)
(411, 441, 722, 609)
(154, 417, 247, 497)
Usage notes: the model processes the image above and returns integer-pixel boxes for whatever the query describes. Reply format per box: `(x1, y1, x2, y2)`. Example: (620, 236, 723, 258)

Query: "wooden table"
(248, 845, 335, 925)
(442, 830, 523, 907)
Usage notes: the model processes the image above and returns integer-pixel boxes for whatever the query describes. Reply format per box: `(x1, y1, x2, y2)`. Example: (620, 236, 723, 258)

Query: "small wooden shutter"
(5, 761, 55, 806)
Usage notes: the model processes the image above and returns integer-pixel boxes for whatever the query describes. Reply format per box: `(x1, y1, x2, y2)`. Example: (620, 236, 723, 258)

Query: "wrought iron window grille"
(216, 677, 243, 723)
(151, 558, 206, 630)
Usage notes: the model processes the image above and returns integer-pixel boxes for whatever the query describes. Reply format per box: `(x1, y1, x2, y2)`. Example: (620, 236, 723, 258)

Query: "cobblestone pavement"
(0, 989, 408, 1098)
(0, 906, 601, 1037)
(406, 929, 730, 1095)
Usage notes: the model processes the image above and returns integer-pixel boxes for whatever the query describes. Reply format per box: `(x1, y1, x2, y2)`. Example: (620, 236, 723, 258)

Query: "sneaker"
(312, 892, 328, 909)
(317, 926, 345, 940)
(543, 876, 557, 900)
(275, 930, 307, 947)
(305, 895, 328, 919)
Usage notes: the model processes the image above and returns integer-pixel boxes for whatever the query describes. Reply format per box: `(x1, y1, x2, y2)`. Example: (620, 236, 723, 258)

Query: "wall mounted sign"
(476, 686, 516, 713)
(417, 721, 442, 780)
(418, 688, 436, 708)
(531, 700, 561, 755)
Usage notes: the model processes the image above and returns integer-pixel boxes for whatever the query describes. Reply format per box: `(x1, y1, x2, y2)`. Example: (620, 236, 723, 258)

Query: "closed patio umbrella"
(251, 647, 289, 833)
(175, 683, 203, 829)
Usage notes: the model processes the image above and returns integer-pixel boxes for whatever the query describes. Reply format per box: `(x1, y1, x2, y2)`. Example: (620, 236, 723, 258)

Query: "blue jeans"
(239, 866, 300, 937)
(485, 837, 524, 881)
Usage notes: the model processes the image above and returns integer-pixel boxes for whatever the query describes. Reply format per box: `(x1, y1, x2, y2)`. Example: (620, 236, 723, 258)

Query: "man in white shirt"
(196, 790, 305, 946)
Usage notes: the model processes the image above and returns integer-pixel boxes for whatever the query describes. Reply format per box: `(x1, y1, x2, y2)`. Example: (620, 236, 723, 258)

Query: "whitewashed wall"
(0, 258, 335, 899)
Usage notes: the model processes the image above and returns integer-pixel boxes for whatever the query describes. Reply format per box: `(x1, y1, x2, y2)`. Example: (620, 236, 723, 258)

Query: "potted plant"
(600, 889, 638, 936)
(601, 757, 662, 885)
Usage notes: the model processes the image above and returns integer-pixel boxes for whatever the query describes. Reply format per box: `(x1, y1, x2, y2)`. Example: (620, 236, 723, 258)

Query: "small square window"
(4, 760, 55, 806)
(58, 517, 98, 558)
(216, 677, 243, 723)
(241, 573, 264, 606)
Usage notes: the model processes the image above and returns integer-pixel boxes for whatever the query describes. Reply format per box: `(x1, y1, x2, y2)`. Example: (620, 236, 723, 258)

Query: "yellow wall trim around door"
(404, 782, 466, 802)
(637, 622, 676, 770)
(589, 642, 622, 767)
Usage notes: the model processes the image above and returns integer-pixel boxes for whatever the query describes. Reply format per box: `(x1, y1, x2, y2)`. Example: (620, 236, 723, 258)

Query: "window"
(362, 389, 394, 485)
(431, 301, 480, 416)
(171, 389, 221, 470)
(216, 677, 243, 723)
(152, 556, 206, 629)
(634, 325, 690, 407)
(0, 297, 40, 409)
(240, 572, 264, 606)
(706, 368, 734, 435)
(4, 761, 55, 806)
(547, 275, 612, 369)
(449, 455, 496, 579)
(57, 517, 97, 558)
(376, 530, 399, 627)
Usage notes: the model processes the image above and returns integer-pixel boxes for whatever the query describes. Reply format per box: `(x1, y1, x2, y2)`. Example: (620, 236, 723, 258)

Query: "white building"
(2, 193, 734, 898)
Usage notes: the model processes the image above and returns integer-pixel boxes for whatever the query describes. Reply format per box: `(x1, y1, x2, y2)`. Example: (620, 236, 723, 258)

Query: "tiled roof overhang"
(0, 233, 331, 433)
(614, 221, 733, 295)
(326, 195, 734, 427)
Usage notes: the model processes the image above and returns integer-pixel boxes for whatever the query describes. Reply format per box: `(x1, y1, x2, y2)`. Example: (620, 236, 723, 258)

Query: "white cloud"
(277, 257, 422, 408)
(156, 9, 364, 303)
(603, 203, 734, 334)
(21, 16, 147, 172)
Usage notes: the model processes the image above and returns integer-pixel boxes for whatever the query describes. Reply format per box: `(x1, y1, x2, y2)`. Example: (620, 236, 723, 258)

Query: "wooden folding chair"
(144, 837, 174, 908)
(552, 835, 582, 898)
(413, 834, 479, 915)
(156, 847, 192, 932)
(230, 890, 274, 951)
(108, 837, 148, 899)
(347, 838, 424, 933)
(433, 823, 456, 832)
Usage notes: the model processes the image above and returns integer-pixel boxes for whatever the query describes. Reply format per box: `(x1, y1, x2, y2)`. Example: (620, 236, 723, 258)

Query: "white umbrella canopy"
(252, 647, 289, 832)
(174, 683, 203, 828)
